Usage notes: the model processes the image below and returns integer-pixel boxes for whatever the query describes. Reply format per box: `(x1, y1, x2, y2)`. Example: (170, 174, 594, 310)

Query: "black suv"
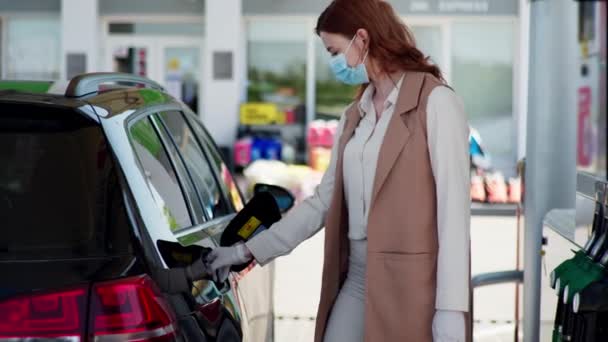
(0, 73, 274, 341)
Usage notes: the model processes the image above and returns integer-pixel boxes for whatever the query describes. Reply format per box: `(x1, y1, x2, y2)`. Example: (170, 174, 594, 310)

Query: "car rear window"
(0, 104, 132, 260)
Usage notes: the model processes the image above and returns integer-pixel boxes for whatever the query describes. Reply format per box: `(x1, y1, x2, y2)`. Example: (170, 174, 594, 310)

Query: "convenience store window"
(451, 20, 516, 174)
(5, 17, 61, 80)
(246, 19, 308, 108)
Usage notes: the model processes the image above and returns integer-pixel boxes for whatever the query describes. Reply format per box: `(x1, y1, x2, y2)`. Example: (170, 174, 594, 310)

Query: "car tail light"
(0, 286, 87, 341)
(89, 275, 177, 341)
(0, 275, 177, 342)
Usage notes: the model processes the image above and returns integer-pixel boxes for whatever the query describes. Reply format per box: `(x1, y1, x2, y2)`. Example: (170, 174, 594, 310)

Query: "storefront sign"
(240, 103, 284, 125)
(398, 0, 518, 15)
(244, 0, 518, 16)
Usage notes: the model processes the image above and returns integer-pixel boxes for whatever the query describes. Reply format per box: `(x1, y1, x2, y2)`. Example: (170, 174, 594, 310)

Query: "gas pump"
(551, 182, 607, 341)
(570, 265, 608, 341)
(542, 1, 607, 340)
(560, 248, 608, 341)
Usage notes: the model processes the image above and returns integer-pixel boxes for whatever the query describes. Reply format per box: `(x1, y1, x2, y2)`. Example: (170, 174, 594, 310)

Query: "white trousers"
(323, 239, 367, 342)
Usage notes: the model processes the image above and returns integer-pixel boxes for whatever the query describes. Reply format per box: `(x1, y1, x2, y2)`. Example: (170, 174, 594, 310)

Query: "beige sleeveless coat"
(313, 71, 472, 342)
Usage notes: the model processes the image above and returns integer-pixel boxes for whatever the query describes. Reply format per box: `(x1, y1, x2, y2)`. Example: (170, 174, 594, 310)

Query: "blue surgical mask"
(329, 35, 369, 85)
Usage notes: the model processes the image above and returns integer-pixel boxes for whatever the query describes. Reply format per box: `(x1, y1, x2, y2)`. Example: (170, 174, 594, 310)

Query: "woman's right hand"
(205, 242, 253, 283)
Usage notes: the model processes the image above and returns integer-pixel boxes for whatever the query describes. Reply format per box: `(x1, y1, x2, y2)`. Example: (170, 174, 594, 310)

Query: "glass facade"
(312, 18, 518, 172)
(105, 20, 204, 111)
(451, 20, 515, 174)
(0, 7, 519, 173)
(164, 47, 200, 111)
(5, 17, 61, 80)
(246, 20, 308, 109)
(410, 25, 444, 71)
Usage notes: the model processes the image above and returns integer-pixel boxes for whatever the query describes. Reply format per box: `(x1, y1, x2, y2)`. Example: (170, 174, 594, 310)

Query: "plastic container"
(307, 120, 324, 147)
(308, 120, 339, 148)
(326, 120, 339, 146)
(285, 108, 296, 124)
(282, 143, 296, 164)
(319, 120, 340, 147)
(251, 137, 266, 162)
(234, 137, 252, 167)
(264, 136, 282, 161)
(309, 147, 332, 172)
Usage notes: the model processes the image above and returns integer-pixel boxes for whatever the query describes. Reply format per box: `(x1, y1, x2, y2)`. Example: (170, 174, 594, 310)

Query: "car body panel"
(92, 91, 251, 337)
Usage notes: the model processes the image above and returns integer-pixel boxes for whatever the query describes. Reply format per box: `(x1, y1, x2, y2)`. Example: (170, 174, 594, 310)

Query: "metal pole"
(523, 1, 578, 341)
(515, 205, 522, 342)
(306, 19, 317, 127)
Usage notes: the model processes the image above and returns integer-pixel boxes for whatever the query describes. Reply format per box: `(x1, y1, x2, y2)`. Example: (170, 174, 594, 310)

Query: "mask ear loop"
(346, 34, 369, 65)
(362, 49, 369, 64)
(344, 34, 357, 56)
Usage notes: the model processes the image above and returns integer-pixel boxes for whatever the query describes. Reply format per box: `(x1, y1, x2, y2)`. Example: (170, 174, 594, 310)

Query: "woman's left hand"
(432, 310, 466, 342)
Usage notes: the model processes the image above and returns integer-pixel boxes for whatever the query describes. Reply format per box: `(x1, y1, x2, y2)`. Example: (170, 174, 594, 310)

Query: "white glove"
(432, 310, 466, 342)
(206, 242, 252, 283)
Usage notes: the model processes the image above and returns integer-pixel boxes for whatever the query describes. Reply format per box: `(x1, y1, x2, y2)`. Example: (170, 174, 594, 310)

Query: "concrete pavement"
(272, 215, 527, 341)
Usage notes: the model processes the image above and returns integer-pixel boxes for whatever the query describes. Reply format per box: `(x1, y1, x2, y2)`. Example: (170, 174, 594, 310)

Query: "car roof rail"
(65, 72, 165, 97)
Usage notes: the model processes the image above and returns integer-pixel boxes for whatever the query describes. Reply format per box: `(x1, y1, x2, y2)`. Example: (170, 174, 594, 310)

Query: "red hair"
(316, 0, 444, 94)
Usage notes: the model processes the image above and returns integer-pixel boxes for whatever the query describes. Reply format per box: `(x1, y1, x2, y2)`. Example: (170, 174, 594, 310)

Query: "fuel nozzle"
(558, 250, 608, 341)
(569, 277, 608, 342)
(151, 247, 214, 294)
(573, 278, 608, 314)
(558, 233, 608, 341)
(185, 247, 214, 282)
(551, 183, 606, 290)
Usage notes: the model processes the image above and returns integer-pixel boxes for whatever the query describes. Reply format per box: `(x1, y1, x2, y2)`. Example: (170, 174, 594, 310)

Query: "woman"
(206, 1, 471, 341)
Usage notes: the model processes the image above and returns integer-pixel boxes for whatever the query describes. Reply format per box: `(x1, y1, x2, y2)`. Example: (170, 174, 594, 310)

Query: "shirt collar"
(358, 73, 405, 118)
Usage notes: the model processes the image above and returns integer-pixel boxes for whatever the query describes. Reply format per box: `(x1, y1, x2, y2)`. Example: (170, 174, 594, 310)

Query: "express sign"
(244, 0, 519, 16)
(397, 0, 518, 15)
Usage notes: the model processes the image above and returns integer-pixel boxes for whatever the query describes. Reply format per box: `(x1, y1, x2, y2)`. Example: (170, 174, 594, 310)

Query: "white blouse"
(246, 77, 471, 312)
(342, 76, 403, 240)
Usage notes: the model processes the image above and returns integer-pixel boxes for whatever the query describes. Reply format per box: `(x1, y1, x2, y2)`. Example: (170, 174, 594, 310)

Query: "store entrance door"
(104, 36, 202, 113)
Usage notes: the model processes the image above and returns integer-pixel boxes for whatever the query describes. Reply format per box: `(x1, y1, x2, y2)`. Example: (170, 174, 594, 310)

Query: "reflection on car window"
(0, 106, 132, 260)
(186, 114, 245, 211)
(129, 117, 192, 230)
(158, 111, 233, 220)
(151, 115, 206, 224)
